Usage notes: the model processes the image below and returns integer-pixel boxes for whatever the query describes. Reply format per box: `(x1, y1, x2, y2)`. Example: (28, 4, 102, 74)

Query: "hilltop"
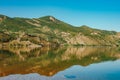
(0, 14, 120, 47)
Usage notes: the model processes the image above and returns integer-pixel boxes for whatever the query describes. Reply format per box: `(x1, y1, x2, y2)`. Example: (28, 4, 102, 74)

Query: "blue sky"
(0, 0, 120, 31)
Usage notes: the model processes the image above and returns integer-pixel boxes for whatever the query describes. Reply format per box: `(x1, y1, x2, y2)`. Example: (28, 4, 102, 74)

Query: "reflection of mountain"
(0, 47, 120, 77)
(62, 47, 120, 64)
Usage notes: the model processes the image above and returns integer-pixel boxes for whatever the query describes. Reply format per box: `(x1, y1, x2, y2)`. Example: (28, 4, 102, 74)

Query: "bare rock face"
(0, 16, 6, 22)
(0, 18, 2, 22)
(3, 16, 6, 19)
(49, 16, 55, 22)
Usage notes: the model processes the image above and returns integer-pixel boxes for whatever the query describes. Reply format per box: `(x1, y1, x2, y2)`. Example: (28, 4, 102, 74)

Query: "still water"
(0, 46, 120, 80)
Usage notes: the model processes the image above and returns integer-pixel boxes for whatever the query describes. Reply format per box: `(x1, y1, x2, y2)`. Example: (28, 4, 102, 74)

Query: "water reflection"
(0, 46, 120, 77)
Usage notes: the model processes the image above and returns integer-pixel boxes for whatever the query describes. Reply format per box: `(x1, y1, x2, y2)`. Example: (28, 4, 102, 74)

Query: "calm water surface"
(0, 46, 120, 80)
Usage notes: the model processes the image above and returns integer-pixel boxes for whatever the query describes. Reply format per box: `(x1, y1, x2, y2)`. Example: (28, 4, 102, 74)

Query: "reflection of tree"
(0, 47, 120, 77)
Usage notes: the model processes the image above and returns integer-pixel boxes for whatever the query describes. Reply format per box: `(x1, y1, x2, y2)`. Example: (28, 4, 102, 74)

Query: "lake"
(0, 46, 120, 80)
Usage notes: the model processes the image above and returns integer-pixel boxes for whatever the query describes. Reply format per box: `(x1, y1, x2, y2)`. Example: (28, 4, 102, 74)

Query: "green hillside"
(0, 14, 120, 47)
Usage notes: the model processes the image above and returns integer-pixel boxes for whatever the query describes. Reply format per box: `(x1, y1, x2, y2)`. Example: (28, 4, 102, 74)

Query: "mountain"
(0, 14, 120, 47)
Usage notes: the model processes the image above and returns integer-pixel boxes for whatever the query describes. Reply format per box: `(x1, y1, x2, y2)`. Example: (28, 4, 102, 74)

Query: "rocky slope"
(0, 14, 120, 47)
